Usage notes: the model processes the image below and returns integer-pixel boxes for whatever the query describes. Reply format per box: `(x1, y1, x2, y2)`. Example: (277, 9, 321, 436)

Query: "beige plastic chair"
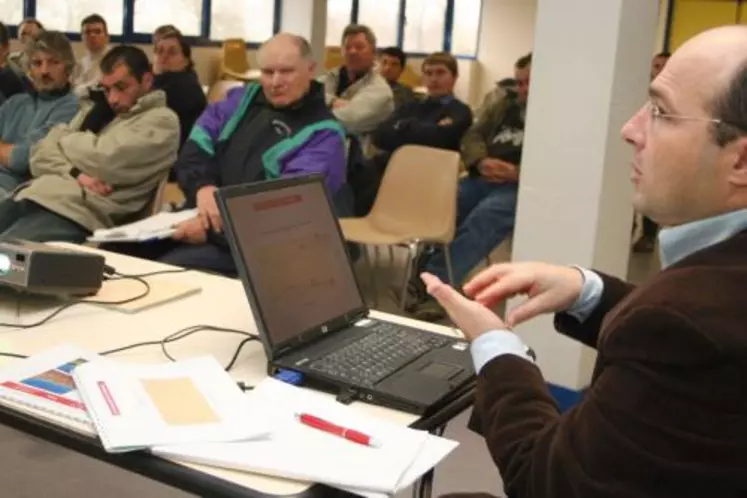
(339, 145, 461, 309)
(219, 39, 260, 81)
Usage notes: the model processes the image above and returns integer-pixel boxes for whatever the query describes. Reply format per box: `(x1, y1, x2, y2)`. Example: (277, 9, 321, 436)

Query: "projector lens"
(0, 254, 10, 275)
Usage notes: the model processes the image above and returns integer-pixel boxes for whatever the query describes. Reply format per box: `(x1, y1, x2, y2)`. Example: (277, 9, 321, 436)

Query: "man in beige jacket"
(320, 24, 394, 154)
(0, 45, 179, 242)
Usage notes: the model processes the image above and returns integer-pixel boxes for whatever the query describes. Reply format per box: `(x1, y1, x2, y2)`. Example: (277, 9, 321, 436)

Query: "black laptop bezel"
(216, 174, 370, 362)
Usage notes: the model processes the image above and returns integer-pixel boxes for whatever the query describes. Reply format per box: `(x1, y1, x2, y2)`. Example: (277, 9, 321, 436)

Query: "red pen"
(296, 412, 382, 448)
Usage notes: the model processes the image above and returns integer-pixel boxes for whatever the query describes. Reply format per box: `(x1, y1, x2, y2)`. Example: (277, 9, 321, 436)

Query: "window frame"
(10, 0, 482, 58)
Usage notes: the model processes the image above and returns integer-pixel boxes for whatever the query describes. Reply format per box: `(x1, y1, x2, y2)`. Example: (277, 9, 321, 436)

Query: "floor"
(1, 246, 660, 498)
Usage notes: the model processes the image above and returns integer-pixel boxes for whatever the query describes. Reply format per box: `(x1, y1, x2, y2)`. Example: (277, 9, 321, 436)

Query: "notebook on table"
(72, 355, 270, 453)
(0, 345, 97, 426)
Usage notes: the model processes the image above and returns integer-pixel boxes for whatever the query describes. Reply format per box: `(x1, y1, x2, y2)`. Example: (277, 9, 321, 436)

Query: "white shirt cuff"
(470, 329, 534, 374)
(566, 267, 604, 322)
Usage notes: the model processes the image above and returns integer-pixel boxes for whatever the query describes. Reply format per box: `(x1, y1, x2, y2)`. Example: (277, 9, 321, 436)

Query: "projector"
(0, 240, 105, 296)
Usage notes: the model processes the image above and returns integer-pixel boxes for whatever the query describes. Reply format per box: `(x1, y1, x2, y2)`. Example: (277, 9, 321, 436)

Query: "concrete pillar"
(511, 0, 660, 397)
(280, 0, 327, 74)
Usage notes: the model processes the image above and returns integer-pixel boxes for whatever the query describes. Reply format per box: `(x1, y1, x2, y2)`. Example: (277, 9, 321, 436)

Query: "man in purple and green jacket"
(105, 33, 347, 275)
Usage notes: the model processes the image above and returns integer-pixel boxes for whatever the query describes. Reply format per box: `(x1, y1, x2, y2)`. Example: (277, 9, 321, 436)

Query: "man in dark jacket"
(105, 34, 346, 275)
(352, 52, 473, 215)
(424, 26, 747, 498)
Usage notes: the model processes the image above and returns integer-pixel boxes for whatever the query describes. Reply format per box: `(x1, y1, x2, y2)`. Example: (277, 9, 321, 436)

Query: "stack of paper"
(87, 209, 198, 243)
(153, 379, 459, 497)
(72, 356, 270, 453)
(0, 345, 98, 426)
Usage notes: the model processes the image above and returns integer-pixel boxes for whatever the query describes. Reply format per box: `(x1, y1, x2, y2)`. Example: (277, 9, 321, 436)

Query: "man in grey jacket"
(0, 45, 179, 242)
(320, 24, 394, 155)
(0, 31, 78, 195)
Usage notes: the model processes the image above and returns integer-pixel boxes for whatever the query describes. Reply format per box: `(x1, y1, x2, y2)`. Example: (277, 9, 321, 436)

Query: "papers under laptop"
(153, 378, 459, 498)
(87, 209, 198, 243)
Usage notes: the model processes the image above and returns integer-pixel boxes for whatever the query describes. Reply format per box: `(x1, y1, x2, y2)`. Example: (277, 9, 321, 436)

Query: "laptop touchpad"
(418, 361, 463, 380)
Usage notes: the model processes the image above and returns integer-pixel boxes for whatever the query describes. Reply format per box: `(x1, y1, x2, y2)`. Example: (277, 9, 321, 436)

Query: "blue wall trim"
(547, 382, 586, 413)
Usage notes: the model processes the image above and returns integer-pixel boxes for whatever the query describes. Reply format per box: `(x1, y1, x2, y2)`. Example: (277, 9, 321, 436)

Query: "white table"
(0, 244, 473, 497)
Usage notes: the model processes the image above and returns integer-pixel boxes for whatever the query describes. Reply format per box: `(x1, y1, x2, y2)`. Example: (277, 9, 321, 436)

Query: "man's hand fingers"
(208, 210, 223, 233)
(463, 264, 513, 297)
(473, 273, 533, 308)
(506, 293, 555, 328)
(421, 272, 470, 312)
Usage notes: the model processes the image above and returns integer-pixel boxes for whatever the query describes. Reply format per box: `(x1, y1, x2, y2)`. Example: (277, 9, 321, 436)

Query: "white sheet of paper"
(153, 378, 459, 495)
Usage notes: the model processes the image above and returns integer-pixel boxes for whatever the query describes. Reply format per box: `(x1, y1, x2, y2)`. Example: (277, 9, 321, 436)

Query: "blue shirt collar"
(658, 208, 747, 268)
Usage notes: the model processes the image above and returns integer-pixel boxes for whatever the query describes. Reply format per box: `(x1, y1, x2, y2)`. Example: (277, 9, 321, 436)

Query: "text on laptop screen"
(224, 181, 364, 347)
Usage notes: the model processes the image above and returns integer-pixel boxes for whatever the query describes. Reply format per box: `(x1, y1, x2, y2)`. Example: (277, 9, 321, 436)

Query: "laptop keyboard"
(308, 322, 452, 387)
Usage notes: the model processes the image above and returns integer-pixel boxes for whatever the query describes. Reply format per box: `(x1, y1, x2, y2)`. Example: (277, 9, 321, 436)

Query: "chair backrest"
(368, 145, 461, 244)
(324, 47, 344, 71)
(147, 175, 170, 217)
(207, 79, 244, 103)
(399, 64, 421, 88)
(221, 39, 250, 74)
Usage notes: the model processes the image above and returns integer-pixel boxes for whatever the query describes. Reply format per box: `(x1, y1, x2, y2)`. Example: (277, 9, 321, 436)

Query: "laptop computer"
(216, 175, 475, 415)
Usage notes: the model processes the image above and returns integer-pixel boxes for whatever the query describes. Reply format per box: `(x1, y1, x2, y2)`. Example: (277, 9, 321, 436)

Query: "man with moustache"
(0, 31, 78, 195)
(320, 24, 394, 155)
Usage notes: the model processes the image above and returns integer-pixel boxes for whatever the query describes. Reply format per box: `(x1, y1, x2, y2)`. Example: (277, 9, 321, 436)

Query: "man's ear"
(728, 136, 747, 187)
(142, 71, 154, 91)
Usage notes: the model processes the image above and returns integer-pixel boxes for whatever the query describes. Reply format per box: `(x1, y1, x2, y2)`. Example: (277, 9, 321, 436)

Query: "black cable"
(0, 352, 28, 359)
(109, 268, 189, 279)
(0, 275, 150, 329)
(100, 324, 259, 371)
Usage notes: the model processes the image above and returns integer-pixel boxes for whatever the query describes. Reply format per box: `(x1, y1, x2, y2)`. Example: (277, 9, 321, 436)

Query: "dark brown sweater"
(445, 230, 747, 498)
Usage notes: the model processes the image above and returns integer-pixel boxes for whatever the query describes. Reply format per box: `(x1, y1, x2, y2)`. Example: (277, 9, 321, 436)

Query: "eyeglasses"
(647, 100, 747, 134)
(648, 101, 723, 126)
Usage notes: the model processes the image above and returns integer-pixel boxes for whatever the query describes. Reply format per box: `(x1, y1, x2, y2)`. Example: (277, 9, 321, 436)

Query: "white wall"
(475, 0, 538, 103)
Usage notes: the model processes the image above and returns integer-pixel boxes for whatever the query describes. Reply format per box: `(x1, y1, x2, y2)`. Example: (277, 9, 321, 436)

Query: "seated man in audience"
(475, 77, 517, 121)
(73, 14, 110, 96)
(431, 26, 747, 498)
(0, 31, 79, 195)
(401, 53, 532, 321)
(152, 29, 207, 150)
(353, 52, 472, 214)
(0, 22, 27, 103)
(9, 18, 44, 74)
(378, 46, 414, 109)
(0, 45, 179, 242)
(152, 24, 179, 46)
(104, 33, 346, 275)
(320, 24, 393, 155)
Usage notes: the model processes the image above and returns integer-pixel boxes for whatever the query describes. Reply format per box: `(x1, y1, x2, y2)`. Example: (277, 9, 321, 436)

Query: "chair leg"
(444, 243, 456, 287)
(399, 242, 419, 311)
(361, 245, 378, 307)
(388, 245, 395, 265)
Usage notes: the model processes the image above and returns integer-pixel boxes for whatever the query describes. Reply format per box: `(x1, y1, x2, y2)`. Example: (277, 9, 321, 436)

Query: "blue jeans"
(0, 199, 89, 242)
(102, 239, 237, 277)
(423, 177, 518, 284)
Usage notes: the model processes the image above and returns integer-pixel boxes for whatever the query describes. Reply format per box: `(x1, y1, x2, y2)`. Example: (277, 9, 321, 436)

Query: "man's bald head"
(622, 25, 747, 227)
(666, 26, 747, 144)
(257, 33, 313, 66)
(257, 33, 316, 107)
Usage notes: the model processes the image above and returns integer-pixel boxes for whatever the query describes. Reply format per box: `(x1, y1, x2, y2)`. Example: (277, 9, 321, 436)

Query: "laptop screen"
(221, 179, 366, 354)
